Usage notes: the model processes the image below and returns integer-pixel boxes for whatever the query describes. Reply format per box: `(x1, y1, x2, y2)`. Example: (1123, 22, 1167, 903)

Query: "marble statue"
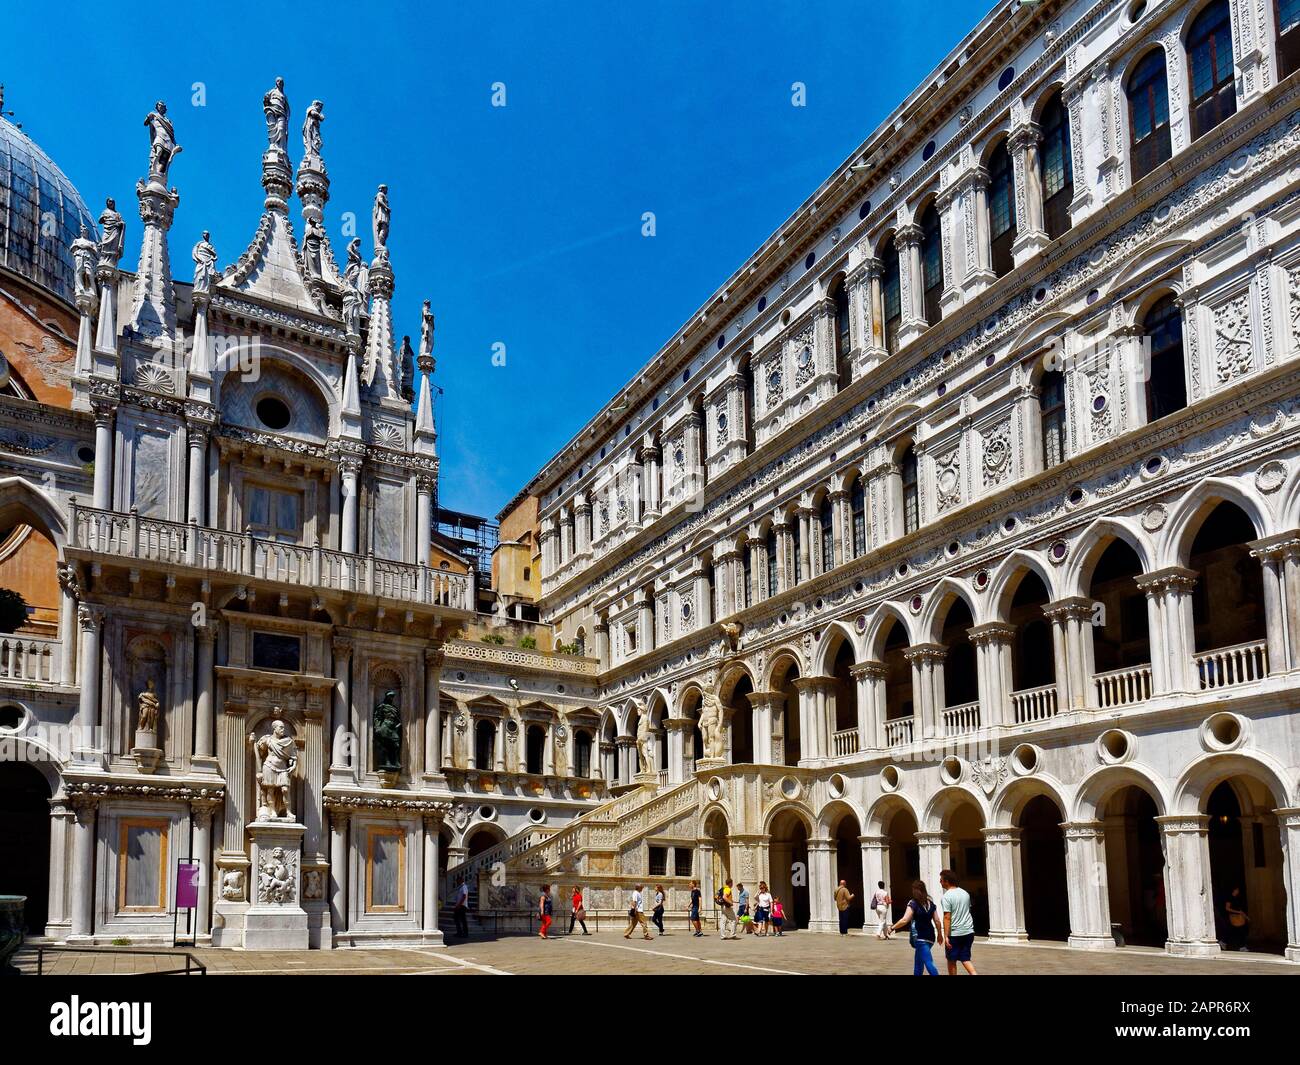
(700, 691, 724, 760)
(302, 98, 324, 157)
(257, 846, 296, 904)
(136, 678, 160, 733)
(372, 184, 390, 250)
(634, 703, 651, 773)
(418, 299, 435, 368)
(263, 77, 289, 153)
(97, 197, 125, 267)
(344, 237, 369, 297)
(302, 216, 324, 279)
(398, 335, 415, 401)
(342, 275, 363, 337)
(721, 620, 742, 653)
(70, 227, 97, 304)
(372, 689, 402, 773)
(251, 718, 297, 821)
(191, 231, 218, 295)
(143, 101, 181, 182)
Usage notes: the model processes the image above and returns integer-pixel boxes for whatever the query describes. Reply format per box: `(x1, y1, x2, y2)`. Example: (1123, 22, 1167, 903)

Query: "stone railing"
(1094, 663, 1153, 709)
(1011, 683, 1058, 724)
(616, 779, 699, 845)
(832, 727, 859, 756)
(444, 639, 599, 676)
(444, 825, 558, 892)
(884, 717, 914, 747)
(0, 633, 60, 684)
(70, 502, 472, 611)
(1195, 640, 1268, 691)
(942, 701, 980, 736)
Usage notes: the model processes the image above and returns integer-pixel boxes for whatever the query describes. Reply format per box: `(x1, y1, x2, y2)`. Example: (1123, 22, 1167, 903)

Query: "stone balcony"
(68, 501, 474, 614)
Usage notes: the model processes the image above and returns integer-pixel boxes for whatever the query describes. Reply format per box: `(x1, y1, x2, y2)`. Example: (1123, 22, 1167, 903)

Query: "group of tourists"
(886, 870, 980, 976)
(713, 879, 787, 939)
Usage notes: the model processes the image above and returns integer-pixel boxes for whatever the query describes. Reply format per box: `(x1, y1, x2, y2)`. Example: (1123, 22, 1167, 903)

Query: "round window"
(0, 705, 23, 730)
(77, 446, 95, 464)
(798, 346, 812, 368)
(768, 371, 781, 390)
(256, 396, 291, 431)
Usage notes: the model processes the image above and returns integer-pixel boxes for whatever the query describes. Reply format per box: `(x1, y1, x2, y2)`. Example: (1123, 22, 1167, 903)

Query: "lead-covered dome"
(0, 115, 97, 304)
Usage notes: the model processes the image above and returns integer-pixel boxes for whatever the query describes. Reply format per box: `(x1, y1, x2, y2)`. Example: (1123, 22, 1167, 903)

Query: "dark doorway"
(0, 761, 52, 933)
(833, 814, 865, 929)
(1019, 794, 1070, 940)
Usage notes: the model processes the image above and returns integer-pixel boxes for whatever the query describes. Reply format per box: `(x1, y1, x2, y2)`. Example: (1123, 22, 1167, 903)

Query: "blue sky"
(7, 0, 988, 518)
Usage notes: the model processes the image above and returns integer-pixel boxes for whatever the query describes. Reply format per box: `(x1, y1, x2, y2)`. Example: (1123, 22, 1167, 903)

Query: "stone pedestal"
(244, 821, 310, 951)
(633, 770, 659, 787)
(695, 758, 726, 772)
(132, 729, 161, 774)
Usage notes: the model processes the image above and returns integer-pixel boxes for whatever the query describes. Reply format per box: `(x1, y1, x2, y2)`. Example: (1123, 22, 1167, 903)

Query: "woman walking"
(754, 882, 773, 936)
(538, 884, 554, 939)
(652, 884, 667, 935)
(870, 881, 893, 939)
(568, 885, 590, 935)
(891, 879, 942, 975)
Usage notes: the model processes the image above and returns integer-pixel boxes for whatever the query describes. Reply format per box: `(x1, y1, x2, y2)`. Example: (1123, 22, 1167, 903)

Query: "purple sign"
(176, 862, 200, 909)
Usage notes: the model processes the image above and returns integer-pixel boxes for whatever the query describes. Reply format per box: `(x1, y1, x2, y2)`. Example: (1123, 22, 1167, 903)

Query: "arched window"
(881, 235, 902, 355)
(920, 203, 943, 325)
(790, 515, 803, 584)
(1039, 370, 1067, 468)
(987, 140, 1017, 279)
(1187, 0, 1236, 140)
(900, 446, 920, 535)
(1144, 295, 1187, 420)
(1280, 0, 1300, 79)
(1128, 50, 1172, 180)
(850, 477, 866, 558)
(1039, 90, 1073, 241)
(819, 494, 835, 573)
(831, 279, 852, 390)
(766, 527, 779, 598)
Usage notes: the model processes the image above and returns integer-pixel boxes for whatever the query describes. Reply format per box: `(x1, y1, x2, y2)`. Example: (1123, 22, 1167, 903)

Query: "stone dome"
(0, 115, 97, 304)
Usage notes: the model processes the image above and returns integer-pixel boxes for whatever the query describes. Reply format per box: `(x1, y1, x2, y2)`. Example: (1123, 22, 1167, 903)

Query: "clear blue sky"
(6, 0, 988, 518)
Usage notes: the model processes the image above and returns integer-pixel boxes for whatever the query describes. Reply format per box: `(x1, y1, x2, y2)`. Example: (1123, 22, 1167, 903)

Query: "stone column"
(773, 521, 791, 592)
(415, 475, 434, 565)
(1010, 122, 1049, 265)
(91, 404, 114, 510)
(422, 813, 442, 940)
(693, 567, 713, 629)
(1157, 814, 1219, 957)
(962, 168, 996, 297)
(423, 646, 444, 780)
(746, 692, 780, 765)
(895, 222, 925, 347)
(1250, 533, 1299, 675)
(46, 800, 73, 936)
(665, 717, 687, 783)
(494, 719, 506, 772)
(851, 661, 886, 751)
(791, 678, 821, 762)
(330, 637, 353, 781)
(860, 834, 890, 906)
(1063, 820, 1114, 949)
(968, 622, 1014, 727)
(642, 445, 662, 518)
(935, 186, 963, 315)
(68, 794, 97, 940)
(340, 457, 360, 554)
(747, 534, 764, 605)
(186, 425, 208, 526)
(57, 565, 79, 686)
(1276, 808, 1300, 962)
(865, 257, 887, 364)
(797, 508, 812, 585)
(916, 831, 949, 902)
(190, 798, 220, 940)
(574, 499, 592, 557)
(193, 622, 217, 769)
(559, 507, 574, 566)
(1043, 598, 1096, 711)
(594, 621, 610, 672)
(1135, 568, 1199, 693)
(807, 837, 837, 933)
(74, 605, 103, 760)
(904, 645, 945, 739)
(982, 826, 1028, 942)
(329, 807, 350, 936)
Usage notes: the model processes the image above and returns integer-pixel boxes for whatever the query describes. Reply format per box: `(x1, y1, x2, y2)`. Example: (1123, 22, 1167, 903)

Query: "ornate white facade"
(495, 0, 1300, 958)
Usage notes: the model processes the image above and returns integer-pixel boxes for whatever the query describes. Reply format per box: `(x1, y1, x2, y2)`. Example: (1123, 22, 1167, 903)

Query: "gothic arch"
(763, 647, 804, 690)
(1063, 516, 1156, 596)
(0, 476, 68, 553)
(922, 785, 991, 832)
(918, 576, 983, 643)
(1159, 477, 1272, 568)
(718, 663, 756, 703)
(987, 549, 1059, 620)
(812, 619, 860, 676)
(1072, 763, 1170, 822)
(1171, 750, 1296, 815)
(863, 602, 916, 659)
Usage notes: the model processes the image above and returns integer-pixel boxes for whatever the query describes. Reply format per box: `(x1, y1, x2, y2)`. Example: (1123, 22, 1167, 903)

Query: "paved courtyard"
(15, 931, 1299, 976)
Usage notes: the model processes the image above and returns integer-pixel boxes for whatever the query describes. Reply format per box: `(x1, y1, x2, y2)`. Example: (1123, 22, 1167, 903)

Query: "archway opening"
(0, 760, 51, 933)
(884, 806, 919, 922)
(768, 809, 811, 930)
(1018, 793, 1069, 941)
(1009, 571, 1054, 718)
(832, 810, 865, 929)
(939, 598, 977, 727)
(1089, 539, 1151, 706)
(1206, 778, 1287, 954)
(881, 619, 913, 740)
(1102, 784, 1166, 947)
(726, 674, 754, 765)
(829, 638, 857, 749)
(947, 801, 989, 935)
(1189, 503, 1266, 665)
(466, 826, 502, 860)
(772, 658, 800, 765)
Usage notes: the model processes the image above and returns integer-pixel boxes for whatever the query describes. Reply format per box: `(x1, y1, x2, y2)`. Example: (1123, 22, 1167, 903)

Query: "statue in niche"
(634, 703, 651, 773)
(302, 98, 324, 157)
(143, 101, 181, 182)
(251, 717, 297, 821)
(372, 689, 402, 773)
(263, 77, 289, 153)
(135, 678, 160, 734)
(700, 691, 725, 761)
(192, 231, 218, 295)
(97, 197, 125, 267)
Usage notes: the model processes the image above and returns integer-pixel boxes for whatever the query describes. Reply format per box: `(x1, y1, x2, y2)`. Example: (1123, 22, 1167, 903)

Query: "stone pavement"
(15, 930, 1300, 976)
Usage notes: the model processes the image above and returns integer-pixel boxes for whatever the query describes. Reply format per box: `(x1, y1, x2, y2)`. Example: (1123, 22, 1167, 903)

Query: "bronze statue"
(373, 689, 402, 772)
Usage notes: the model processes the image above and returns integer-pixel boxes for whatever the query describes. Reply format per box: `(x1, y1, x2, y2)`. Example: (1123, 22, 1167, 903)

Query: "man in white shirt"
(940, 869, 978, 975)
(624, 883, 653, 940)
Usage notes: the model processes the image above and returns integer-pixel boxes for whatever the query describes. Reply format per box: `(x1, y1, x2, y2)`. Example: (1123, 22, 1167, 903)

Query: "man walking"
(718, 878, 739, 940)
(624, 883, 653, 940)
(689, 879, 703, 937)
(452, 880, 470, 938)
(940, 869, 978, 975)
(834, 879, 856, 936)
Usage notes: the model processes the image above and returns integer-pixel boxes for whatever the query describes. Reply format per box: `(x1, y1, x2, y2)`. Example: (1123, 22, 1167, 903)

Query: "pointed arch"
(812, 619, 861, 676)
(0, 476, 69, 553)
(1160, 478, 1272, 568)
(987, 549, 1058, 621)
(863, 602, 916, 659)
(918, 576, 983, 643)
(1063, 516, 1156, 596)
(763, 646, 805, 690)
